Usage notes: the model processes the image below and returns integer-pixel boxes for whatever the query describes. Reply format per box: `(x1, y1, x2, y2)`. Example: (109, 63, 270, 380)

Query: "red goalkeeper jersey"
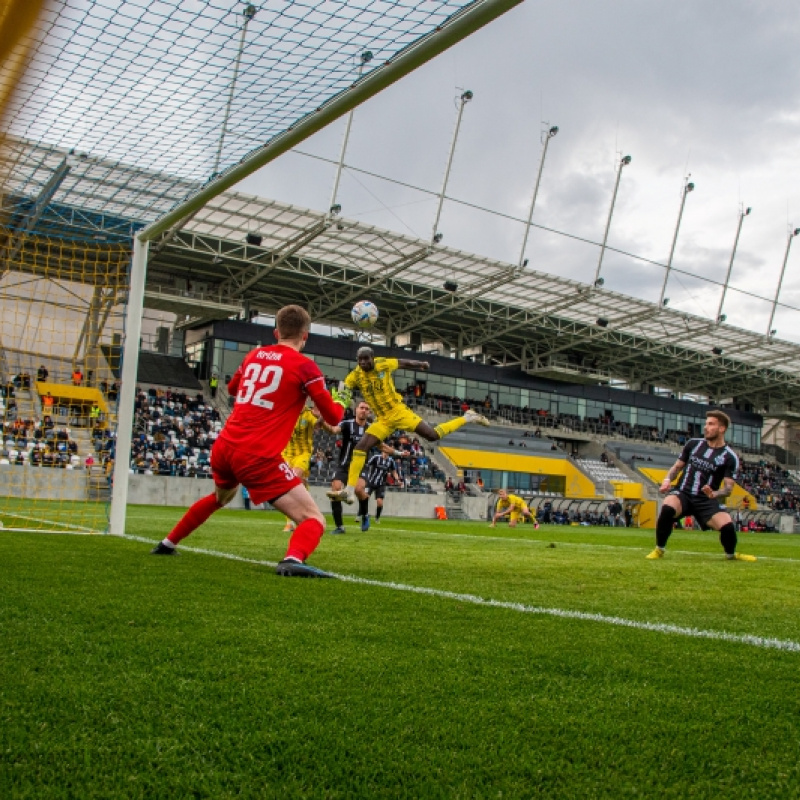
(220, 344, 342, 457)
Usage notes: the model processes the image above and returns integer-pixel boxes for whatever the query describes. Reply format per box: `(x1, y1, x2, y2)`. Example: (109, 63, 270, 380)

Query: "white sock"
(160, 539, 175, 548)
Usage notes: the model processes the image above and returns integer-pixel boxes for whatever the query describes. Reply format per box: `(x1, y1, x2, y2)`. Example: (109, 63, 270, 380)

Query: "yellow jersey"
(499, 493, 527, 512)
(344, 357, 403, 418)
(282, 408, 317, 461)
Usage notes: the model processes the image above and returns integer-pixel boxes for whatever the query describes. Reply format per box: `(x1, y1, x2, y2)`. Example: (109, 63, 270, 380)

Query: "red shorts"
(211, 438, 302, 505)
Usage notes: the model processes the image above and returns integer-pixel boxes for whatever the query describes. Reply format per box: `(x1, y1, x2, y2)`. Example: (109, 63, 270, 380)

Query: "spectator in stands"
(36, 365, 48, 382)
(72, 368, 83, 386)
(209, 374, 219, 398)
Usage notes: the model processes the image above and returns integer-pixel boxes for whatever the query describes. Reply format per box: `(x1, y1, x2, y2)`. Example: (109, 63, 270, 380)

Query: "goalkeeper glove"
(331, 385, 352, 409)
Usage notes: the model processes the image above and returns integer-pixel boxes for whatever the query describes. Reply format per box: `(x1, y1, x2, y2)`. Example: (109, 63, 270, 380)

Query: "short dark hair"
(275, 305, 310, 339)
(706, 410, 731, 430)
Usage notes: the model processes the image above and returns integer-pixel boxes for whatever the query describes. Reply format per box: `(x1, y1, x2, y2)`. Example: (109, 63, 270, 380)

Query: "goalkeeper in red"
(151, 305, 348, 578)
(327, 346, 489, 505)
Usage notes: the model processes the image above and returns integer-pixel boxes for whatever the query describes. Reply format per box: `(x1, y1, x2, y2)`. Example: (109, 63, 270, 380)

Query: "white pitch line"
(122, 533, 800, 653)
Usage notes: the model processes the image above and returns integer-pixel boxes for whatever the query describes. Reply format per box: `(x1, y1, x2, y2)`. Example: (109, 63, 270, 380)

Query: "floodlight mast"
(716, 204, 751, 325)
(328, 50, 373, 216)
(518, 124, 558, 269)
(658, 177, 694, 308)
(594, 153, 631, 287)
(766, 226, 800, 336)
(110, 0, 523, 536)
(430, 89, 473, 245)
(212, 4, 257, 178)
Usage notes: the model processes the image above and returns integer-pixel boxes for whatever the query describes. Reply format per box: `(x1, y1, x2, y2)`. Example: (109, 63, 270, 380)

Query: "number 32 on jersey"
(235, 363, 283, 409)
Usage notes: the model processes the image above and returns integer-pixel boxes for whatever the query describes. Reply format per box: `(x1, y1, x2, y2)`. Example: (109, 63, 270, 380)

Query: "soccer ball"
(351, 300, 379, 329)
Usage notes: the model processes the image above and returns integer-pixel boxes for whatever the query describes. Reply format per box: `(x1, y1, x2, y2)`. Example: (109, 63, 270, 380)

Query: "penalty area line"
(123, 533, 800, 654)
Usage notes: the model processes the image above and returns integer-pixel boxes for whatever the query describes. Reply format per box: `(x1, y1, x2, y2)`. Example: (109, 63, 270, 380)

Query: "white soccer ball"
(351, 300, 379, 329)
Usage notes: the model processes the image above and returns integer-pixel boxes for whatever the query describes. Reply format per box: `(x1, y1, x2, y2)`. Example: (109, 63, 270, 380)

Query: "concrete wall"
(124, 475, 489, 520)
(0, 463, 88, 501)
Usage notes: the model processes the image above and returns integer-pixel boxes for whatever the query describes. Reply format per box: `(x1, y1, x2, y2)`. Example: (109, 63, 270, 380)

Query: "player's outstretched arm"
(308, 381, 346, 427)
(398, 359, 430, 371)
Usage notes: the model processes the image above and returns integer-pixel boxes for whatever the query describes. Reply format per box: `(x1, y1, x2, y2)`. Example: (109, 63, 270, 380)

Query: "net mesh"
(0, 228, 129, 532)
(4, 0, 471, 215)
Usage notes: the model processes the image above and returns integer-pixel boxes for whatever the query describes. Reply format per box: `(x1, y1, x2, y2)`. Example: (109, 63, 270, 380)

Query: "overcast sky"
(236, 0, 800, 342)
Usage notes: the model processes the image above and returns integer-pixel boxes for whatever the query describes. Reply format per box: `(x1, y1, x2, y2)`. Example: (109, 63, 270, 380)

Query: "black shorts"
(667, 490, 725, 530)
(331, 464, 349, 485)
(366, 483, 386, 500)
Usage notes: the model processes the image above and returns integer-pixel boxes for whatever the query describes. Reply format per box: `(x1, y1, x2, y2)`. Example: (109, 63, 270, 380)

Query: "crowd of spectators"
(128, 388, 221, 478)
(0, 416, 87, 468)
(738, 459, 800, 512)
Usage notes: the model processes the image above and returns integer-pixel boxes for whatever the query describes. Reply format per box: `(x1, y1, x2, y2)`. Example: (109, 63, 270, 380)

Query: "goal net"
(0, 0, 519, 533)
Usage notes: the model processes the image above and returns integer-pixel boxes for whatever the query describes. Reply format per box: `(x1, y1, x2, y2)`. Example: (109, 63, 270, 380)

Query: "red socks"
(167, 493, 223, 545)
(285, 518, 324, 562)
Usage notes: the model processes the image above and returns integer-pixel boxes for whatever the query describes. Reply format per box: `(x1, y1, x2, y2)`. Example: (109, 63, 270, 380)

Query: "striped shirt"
(344, 357, 403, 417)
(337, 418, 367, 468)
(282, 408, 317, 462)
(676, 438, 740, 496)
(362, 453, 397, 488)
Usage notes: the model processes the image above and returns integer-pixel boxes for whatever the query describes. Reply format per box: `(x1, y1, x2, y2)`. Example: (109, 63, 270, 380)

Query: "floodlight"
(594, 277, 605, 287)
(712, 346, 723, 355)
(360, 51, 373, 64)
(522, 258, 529, 267)
(662, 298, 670, 307)
(685, 182, 695, 193)
(433, 232, 443, 243)
(243, 4, 256, 20)
(717, 313, 727, 324)
(745, 207, 752, 216)
(548, 126, 559, 137)
(461, 90, 473, 102)
(596, 318, 609, 328)
(246, 233, 262, 246)
(443, 281, 458, 292)
(621, 155, 632, 166)
(329, 203, 342, 215)
(794, 228, 800, 237)
(769, 329, 777, 337)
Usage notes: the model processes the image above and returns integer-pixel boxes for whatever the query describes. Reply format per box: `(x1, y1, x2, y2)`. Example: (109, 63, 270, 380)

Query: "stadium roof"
(3, 137, 800, 412)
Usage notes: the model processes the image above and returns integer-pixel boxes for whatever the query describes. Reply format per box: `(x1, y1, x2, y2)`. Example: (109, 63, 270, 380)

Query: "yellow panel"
(36, 382, 109, 413)
(610, 480, 643, 500)
(439, 447, 597, 498)
(637, 467, 757, 510)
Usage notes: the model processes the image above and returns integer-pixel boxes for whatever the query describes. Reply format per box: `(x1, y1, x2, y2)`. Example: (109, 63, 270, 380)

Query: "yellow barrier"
(439, 447, 597, 498)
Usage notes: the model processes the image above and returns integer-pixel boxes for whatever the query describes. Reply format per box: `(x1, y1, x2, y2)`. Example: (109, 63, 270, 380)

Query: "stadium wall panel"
(439, 447, 597, 498)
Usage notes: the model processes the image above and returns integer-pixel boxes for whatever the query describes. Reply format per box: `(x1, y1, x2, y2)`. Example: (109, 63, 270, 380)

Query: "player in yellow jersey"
(281, 404, 335, 531)
(327, 346, 489, 504)
(489, 489, 538, 528)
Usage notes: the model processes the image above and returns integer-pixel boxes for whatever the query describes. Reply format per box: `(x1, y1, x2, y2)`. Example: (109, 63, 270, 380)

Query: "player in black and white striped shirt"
(647, 410, 756, 561)
(328, 401, 371, 534)
(358, 450, 401, 531)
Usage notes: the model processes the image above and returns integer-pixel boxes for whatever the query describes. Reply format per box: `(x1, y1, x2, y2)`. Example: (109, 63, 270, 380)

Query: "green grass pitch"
(2, 503, 800, 798)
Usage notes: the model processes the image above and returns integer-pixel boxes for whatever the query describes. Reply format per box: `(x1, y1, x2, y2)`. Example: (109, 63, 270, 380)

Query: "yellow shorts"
(366, 404, 424, 441)
(509, 507, 529, 524)
(283, 452, 311, 476)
